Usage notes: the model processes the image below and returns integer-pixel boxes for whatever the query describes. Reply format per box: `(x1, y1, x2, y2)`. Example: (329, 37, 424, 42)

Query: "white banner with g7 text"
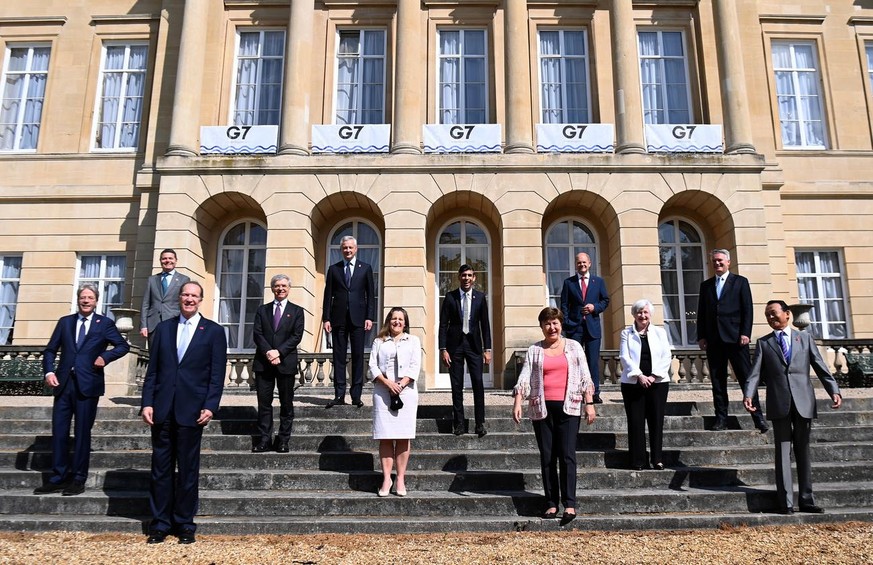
(423, 124, 502, 153)
(311, 124, 390, 153)
(536, 124, 614, 153)
(200, 125, 278, 154)
(645, 124, 723, 153)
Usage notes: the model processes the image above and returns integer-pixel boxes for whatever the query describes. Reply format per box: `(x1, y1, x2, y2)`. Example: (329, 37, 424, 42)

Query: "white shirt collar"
(274, 299, 286, 309)
(777, 326, 791, 340)
(180, 313, 201, 327)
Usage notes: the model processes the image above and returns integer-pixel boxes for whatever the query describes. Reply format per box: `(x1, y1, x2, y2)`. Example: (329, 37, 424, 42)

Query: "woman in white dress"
(368, 307, 421, 497)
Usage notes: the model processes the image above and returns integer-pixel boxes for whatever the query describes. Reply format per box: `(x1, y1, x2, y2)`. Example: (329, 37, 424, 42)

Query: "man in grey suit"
(743, 300, 842, 515)
(140, 249, 191, 342)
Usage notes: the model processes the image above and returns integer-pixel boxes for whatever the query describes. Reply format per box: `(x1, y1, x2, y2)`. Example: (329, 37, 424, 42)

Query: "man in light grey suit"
(743, 300, 841, 515)
(140, 249, 191, 342)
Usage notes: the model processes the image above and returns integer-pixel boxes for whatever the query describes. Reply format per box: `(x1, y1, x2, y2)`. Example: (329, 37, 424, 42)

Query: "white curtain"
(98, 46, 146, 149)
(98, 47, 124, 148)
(234, 33, 261, 126)
(336, 33, 360, 125)
(539, 31, 562, 123)
(638, 32, 688, 124)
(773, 42, 824, 147)
(0, 257, 21, 344)
(439, 31, 460, 124)
(638, 32, 662, 124)
(0, 47, 50, 150)
(361, 31, 385, 124)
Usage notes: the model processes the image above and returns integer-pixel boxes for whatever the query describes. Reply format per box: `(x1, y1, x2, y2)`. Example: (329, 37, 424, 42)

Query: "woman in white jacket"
(368, 307, 421, 497)
(619, 299, 673, 470)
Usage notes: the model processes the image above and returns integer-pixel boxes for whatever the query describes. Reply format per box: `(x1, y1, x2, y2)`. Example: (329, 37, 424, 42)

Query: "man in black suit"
(141, 281, 227, 544)
(322, 235, 376, 408)
(140, 248, 190, 343)
(36, 283, 129, 496)
(252, 274, 304, 453)
(696, 248, 767, 432)
(439, 264, 492, 437)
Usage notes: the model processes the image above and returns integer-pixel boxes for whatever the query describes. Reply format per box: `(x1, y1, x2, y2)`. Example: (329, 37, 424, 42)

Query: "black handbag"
(390, 394, 404, 411)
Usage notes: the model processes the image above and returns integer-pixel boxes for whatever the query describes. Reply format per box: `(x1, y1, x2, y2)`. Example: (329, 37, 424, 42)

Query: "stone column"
(609, 0, 645, 154)
(503, 0, 534, 153)
(165, 0, 209, 156)
(279, 0, 314, 155)
(712, 0, 756, 154)
(391, 0, 423, 153)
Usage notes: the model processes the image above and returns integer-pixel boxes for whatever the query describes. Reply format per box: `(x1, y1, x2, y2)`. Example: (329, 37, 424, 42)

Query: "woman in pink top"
(512, 307, 596, 525)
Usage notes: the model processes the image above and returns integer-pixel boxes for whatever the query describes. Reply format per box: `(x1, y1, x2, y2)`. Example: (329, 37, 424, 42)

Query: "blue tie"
(161, 272, 169, 296)
(76, 317, 87, 350)
(777, 331, 790, 363)
(344, 262, 351, 286)
(177, 320, 191, 361)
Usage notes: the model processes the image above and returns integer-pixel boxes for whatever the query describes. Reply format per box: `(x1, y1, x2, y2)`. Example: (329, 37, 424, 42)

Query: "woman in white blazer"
(368, 307, 421, 497)
(619, 299, 673, 470)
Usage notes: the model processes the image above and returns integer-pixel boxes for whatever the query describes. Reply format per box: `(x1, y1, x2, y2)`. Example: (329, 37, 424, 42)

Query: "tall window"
(795, 250, 849, 339)
(658, 220, 704, 347)
(0, 255, 22, 345)
(638, 30, 691, 124)
(93, 43, 148, 150)
(326, 221, 382, 349)
(76, 254, 126, 319)
(772, 40, 826, 149)
(217, 221, 267, 351)
(538, 29, 590, 124)
(0, 45, 51, 151)
(438, 29, 487, 124)
(232, 30, 285, 126)
(865, 42, 873, 94)
(544, 220, 598, 307)
(335, 30, 386, 125)
(437, 220, 491, 386)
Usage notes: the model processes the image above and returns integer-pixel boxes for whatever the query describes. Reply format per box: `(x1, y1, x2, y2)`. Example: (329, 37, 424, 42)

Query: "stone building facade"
(1, 0, 872, 389)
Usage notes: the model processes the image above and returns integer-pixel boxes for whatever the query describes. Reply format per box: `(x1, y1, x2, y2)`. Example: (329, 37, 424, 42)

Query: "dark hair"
(766, 299, 790, 313)
(160, 248, 177, 259)
(180, 281, 204, 299)
(377, 307, 410, 340)
(538, 306, 564, 325)
(458, 264, 474, 275)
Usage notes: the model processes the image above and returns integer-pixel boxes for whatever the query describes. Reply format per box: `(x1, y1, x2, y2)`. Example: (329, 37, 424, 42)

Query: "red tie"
(581, 277, 588, 301)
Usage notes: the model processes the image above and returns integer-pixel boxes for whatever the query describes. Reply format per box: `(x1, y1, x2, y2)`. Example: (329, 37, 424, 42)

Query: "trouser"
(255, 371, 295, 441)
(149, 417, 204, 534)
(448, 334, 485, 428)
(533, 400, 581, 509)
(772, 402, 814, 510)
(331, 315, 366, 402)
(621, 382, 669, 468)
(50, 375, 99, 484)
(707, 342, 765, 426)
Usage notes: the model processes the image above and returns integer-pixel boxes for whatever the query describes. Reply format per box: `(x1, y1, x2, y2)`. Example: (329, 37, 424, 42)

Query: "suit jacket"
(438, 288, 492, 354)
(43, 313, 130, 398)
(141, 315, 227, 427)
(696, 273, 753, 345)
(322, 259, 376, 327)
(560, 273, 609, 340)
(745, 329, 840, 420)
(252, 300, 304, 375)
(140, 271, 191, 333)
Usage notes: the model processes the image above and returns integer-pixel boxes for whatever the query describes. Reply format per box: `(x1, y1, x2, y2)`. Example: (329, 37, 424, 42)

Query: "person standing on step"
(560, 252, 609, 404)
(35, 283, 130, 496)
(251, 274, 304, 453)
(439, 264, 492, 437)
(743, 300, 841, 515)
(368, 307, 421, 497)
(696, 249, 767, 433)
(512, 307, 595, 526)
(322, 235, 376, 408)
(140, 248, 190, 345)
(141, 281, 227, 544)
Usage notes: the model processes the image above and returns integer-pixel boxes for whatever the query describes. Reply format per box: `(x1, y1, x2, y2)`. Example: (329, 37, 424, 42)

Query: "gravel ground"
(0, 523, 871, 564)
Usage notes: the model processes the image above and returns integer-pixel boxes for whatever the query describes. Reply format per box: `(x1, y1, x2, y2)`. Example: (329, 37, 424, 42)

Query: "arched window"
(658, 219, 704, 347)
(436, 219, 492, 388)
(216, 220, 267, 351)
(325, 221, 382, 348)
(544, 220, 598, 307)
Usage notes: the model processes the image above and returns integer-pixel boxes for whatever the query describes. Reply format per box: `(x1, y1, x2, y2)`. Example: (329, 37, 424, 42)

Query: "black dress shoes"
(275, 440, 290, 453)
(325, 398, 346, 408)
(560, 511, 577, 526)
(452, 426, 464, 436)
(710, 420, 727, 431)
(252, 439, 272, 453)
(62, 482, 85, 496)
(592, 395, 603, 404)
(475, 424, 487, 438)
(756, 423, 770, 434)
(147, 531, 168, 544)
(33, 481, 68, 495)
(352, 399, 364, 408)
(542, 508, 558, 519)
(799, 504, 825, 514)
(178, 531, 196, 544)
(776, 507, 795, 515)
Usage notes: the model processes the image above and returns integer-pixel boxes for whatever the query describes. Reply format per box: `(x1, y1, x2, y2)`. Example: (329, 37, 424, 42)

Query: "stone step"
(5, 460, 870, 492)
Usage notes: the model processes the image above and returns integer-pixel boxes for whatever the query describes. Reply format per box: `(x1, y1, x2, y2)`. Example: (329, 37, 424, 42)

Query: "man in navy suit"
(697, 249, 767, 432)
(252, 274, 304, 453)
(35, 283, 129, 496)
(439, 264, 492, 437)
(322, 235, 375, 408)
(141, 281, 227, 544)
(560, 252, 610, 403)
(140, 248, 190, 342)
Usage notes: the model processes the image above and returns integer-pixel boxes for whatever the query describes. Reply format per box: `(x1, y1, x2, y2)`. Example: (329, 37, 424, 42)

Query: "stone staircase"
(1, 393, 872, 534)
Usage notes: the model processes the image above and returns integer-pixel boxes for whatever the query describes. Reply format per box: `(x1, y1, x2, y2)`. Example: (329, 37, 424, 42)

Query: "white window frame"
(91, 42, 148, 152)
(637, 29, 692, 125)
(229, 29, 286, 126)
(437, 28, 489, 125)
(75, 254, 127, 319)
(771, 40, 828, 150)
(544, 219, 599, 308)
(0, 43, 51, 152)
(215, 220, 267, 352)
(333, 28, 387, 125)
(537, 28, 592, 124)
(0, 255, 22, 345)
(658, 218, 705, 348)
(795, 249, 851, 339)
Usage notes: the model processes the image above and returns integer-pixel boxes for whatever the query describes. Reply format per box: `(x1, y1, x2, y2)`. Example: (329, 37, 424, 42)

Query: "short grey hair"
(77, 283, 100, 301)
(631, 298, 654, 317)
(270, 274, 290, 287)
(340, 235, 357, 246)
(710, 248, 731, 261)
